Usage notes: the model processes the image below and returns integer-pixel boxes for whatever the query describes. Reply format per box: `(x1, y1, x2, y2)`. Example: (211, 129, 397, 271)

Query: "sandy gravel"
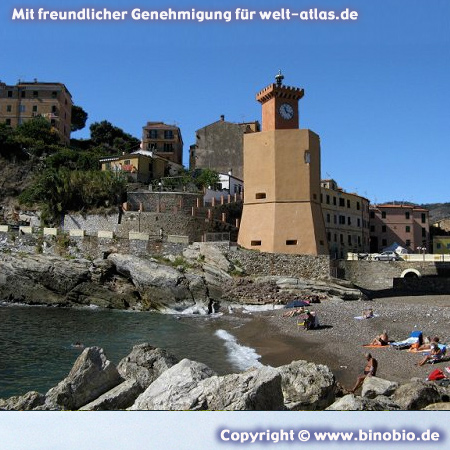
(222, 295, 450, 388)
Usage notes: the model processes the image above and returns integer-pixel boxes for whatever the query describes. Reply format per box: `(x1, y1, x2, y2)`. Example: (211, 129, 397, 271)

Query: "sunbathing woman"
(370, 330, 389, 346)
(418, 336, 439, 351)
(417, 343, 443, 366)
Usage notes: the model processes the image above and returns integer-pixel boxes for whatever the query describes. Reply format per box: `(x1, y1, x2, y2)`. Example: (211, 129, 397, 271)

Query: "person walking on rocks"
(349, 353, 378, 393)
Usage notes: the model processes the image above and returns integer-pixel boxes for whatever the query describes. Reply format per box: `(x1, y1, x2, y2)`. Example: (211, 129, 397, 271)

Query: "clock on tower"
(256, 70, 304, 131)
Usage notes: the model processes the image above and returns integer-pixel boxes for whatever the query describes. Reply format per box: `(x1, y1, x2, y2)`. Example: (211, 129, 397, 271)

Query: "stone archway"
(400, 268, 421, 278)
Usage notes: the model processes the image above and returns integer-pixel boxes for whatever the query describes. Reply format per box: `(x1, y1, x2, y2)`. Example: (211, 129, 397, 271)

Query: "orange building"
(238, 72, 328, 255)
(141, 122, 183, 165)
(0, 79, 72, 144)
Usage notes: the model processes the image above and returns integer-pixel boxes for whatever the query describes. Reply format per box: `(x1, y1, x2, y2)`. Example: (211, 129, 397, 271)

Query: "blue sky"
(1, 0, 449, 205)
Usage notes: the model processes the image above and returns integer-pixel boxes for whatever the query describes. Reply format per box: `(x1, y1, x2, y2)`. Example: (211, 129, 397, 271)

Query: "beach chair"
(390, 331, 423, 350)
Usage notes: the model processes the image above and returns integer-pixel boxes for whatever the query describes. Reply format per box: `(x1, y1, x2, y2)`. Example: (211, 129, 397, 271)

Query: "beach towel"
(362, 344, 389, 348)
(354, 314, 379, 320)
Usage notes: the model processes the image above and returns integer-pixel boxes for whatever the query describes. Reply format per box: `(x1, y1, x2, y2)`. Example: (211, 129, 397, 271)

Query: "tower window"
(304, 151, 311, 164)
(250, 240, 261, 246)
(286, 240, 297, 245)
(255, 193, 266, 199)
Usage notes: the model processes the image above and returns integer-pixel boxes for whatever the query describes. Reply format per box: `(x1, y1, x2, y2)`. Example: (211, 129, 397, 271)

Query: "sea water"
(0, 303, 261, 399)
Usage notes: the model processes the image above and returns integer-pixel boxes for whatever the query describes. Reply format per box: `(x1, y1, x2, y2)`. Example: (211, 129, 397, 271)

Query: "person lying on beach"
(418, 336, 440, 351)
(283, 308, 304, 317)
(362, 308, 374, 319)
(349, 353, 378, 393)
(417, 343, 443, 366)
(370, 330, 389, 346)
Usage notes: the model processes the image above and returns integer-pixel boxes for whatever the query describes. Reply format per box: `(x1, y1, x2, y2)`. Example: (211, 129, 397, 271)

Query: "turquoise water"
(0, 304, 255, 399)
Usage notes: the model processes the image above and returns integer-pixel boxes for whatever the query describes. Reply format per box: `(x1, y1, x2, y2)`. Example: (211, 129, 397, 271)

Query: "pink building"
(369, 204, 430, 253)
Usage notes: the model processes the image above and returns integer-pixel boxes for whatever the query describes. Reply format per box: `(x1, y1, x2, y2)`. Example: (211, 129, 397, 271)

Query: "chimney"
(220, 115, 225, 121)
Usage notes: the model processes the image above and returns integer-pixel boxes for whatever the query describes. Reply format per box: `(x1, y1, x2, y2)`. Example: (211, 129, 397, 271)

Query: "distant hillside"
(421, 203, 450, 223)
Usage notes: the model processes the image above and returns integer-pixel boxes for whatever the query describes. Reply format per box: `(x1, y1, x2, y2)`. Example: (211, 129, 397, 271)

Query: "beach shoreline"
(219, 295, 450, 389)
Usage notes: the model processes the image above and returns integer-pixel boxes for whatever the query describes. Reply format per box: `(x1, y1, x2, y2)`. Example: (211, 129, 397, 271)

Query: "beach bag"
(427, 369, 445, 381)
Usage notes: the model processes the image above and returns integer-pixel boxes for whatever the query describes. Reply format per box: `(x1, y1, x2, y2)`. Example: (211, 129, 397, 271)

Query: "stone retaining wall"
(225, 247, 331, 280)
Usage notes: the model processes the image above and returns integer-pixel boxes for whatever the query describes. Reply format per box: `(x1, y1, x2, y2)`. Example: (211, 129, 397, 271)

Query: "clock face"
(279, 103, 294, 120)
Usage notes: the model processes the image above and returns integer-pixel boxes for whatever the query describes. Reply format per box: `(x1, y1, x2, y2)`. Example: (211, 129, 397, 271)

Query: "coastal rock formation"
(422, 402, 450, 410)
(193, 367, 284, 411)
(117, 343, 179, 389)
(44, 346, 122, 410)
(79, 379, 143, 411)
(325, 394, 386, 411)
(361, 376, 399, 399)
(129, 359, 216, 410)
(0, 390, 45, 411)
(277, 360, 336, 410)
(1, 344, 449, 411)
(107, 253, 209, 312)
(392, 381, 442, 410)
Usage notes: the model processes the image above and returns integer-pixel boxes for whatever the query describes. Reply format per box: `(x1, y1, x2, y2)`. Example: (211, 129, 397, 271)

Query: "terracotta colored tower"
(237, 72, 328, 255)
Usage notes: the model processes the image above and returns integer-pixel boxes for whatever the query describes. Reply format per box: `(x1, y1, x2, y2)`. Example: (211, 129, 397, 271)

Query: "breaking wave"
(215, 329, 263, 371)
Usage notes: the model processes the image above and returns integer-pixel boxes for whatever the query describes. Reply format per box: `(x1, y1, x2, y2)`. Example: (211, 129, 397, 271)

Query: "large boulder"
(194, 366, 284, 411)
(79, 379, 142, 411)
(0, 391, 45, 411)
(422, 402, 450, 410)
(276, 360, 336, 410)
(361, 376, 399, 399)
(326, 394, 386, 411)
(129, 359, 216, 410)
(117, 343, 179, 389)
(44, 347, 122, 410)
(392, 381, 442, 410)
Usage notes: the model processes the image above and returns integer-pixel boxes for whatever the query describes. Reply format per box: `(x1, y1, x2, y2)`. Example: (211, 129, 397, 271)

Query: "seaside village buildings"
(0, 79, 72, 144)
(0, 76, 434, 257)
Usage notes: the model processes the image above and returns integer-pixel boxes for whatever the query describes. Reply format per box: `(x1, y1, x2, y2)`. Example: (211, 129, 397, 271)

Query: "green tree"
(90, 120, 140, 154)
(0, 123, 21, 159)
(71, 105, 88, 132)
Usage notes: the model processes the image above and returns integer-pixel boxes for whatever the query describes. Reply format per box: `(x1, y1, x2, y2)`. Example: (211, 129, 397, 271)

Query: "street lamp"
(158, 182, 162, 212)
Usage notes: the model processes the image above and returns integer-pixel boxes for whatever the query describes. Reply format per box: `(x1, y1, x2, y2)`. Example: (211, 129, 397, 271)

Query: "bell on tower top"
(275, 70, 284, 87)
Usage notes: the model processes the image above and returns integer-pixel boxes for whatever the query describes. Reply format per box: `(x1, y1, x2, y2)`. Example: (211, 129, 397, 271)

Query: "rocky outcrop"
(129, 359, 216, 410)
(117, 343, 179, 389)
(0, 390, 45, 411)
(107, 253, 210, 312)
(2, 344, 450, 411)
(277, 360, 336, 410)
(392, 381, 442, 410)
(44, 347, 122, 410)
(79, 379, 142, 411)
(326, 394, 387, 411)
(193, 367, 284, 411)
(361, 376, 399, 399)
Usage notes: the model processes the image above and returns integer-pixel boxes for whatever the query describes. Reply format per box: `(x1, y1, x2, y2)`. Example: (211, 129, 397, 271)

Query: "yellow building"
(238, 72, 328, 255)
(320, 179, 370, 258)
(100, 149, 180, 183)
(0, 79, 72, 144)
(433, 236, 450, 254)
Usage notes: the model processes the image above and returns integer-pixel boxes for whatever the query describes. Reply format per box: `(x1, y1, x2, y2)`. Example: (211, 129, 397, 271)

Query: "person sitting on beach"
(370, 330, 389, 346)
(417, 343, 443, 366)
(349, 353, 378, 393)
(363, 308, 374, 319)
(304, 311, 316, 330)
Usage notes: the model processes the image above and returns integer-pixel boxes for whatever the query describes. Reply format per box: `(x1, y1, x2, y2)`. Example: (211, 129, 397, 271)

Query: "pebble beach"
(222, 295, 450, 388)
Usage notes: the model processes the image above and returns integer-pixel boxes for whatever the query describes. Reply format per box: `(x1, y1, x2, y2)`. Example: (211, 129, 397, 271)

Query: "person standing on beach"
(349, 353, 378, 393)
